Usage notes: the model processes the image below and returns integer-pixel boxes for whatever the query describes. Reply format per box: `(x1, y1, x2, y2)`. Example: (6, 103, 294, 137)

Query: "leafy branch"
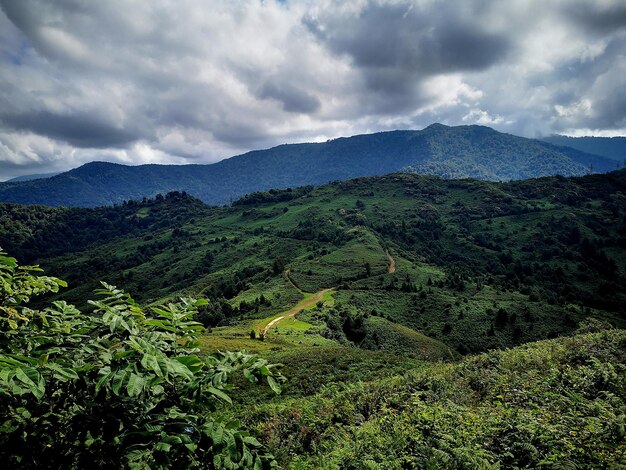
(0, 248, 283, 469)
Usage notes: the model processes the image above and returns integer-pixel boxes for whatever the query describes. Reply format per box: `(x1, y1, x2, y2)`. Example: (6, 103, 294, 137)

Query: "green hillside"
(1, 170, 625, 468)
(2, 170, 625, 355)
(249, 327, 626, 468)
(0, 124, 614, 207)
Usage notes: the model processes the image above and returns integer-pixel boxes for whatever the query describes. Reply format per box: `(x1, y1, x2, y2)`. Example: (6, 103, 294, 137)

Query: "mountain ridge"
(0, 124, 616, 207)
(541, 134, 626, 164)
(6, 171, 61, 183)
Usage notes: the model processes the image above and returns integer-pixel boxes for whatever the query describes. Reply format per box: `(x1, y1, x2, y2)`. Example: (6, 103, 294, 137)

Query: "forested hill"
(0, 191, 210, 263)
(542, 135, 626, 164)
(0, 124, 614, 207)
(2, 169, 625, 354)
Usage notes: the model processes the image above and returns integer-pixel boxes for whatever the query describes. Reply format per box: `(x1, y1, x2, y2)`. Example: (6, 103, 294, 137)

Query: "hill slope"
(2, 170, 625, 354)
(250, 328, 626, 468)
(0, 124, 614, 207)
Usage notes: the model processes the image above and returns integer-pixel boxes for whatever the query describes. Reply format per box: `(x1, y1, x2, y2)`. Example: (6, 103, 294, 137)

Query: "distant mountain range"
(6, 172, 61, 183)
(541, 135, 626, 165)
(0, 123, 617, 207)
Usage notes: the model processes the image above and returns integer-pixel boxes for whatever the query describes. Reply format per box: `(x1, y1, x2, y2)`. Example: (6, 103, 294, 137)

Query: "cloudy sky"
(1, 0, 625, 180)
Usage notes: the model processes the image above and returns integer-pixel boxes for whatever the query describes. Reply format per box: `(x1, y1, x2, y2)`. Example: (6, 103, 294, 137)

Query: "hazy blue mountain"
(541, 135, 626, 166)
(5, 172, 61, 183)
(0, 124, 614, 207)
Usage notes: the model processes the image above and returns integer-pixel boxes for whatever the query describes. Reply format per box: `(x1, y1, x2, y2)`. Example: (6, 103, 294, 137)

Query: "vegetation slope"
(2, 170, 625, 356)
(248, 325, 626, 468)
(542, 135, 626, 164)
(1, 170, 625, 467)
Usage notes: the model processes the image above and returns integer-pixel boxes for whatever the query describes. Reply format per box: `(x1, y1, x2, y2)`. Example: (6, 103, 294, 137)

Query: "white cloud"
(462, 109, 508, 125)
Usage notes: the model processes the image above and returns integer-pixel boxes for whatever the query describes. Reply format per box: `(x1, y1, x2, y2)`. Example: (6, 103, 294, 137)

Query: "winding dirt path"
(264, 250, 393, 335)
(386, 250, 396, 273)
(261, 288, 333, 335)
(283, 269, 300, 291)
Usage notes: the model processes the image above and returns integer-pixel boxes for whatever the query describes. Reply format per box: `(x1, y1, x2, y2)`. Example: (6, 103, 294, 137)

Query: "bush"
(0, 249, 283, 468)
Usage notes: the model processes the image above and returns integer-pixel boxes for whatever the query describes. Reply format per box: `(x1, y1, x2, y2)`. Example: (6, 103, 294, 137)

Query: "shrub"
(0, 249, 283, 468)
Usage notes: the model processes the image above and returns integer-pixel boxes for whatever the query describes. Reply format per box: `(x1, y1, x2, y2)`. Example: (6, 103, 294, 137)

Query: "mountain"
(542, 135, 626, 164)
(2, 169, 624, 354)
(0, 124, 615, 207)
(5, 172, 61, 182)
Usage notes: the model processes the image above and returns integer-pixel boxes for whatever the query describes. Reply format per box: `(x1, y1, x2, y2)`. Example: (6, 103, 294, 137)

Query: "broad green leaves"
(0, 249, 284, 468)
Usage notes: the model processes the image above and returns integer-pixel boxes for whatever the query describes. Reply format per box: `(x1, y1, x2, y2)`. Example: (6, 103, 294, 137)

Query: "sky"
(0, 0, 625, 180)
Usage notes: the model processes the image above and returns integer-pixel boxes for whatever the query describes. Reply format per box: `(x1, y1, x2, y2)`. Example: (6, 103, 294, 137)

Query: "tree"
(0, 249, 283, 468)
(495, 307, 509, 328)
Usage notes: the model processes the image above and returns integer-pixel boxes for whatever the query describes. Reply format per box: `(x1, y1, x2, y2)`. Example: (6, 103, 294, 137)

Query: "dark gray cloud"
(302, 2, 510, 115)
(0, 0, 624, 180)
(305, 4, 509, 74)
(567, 1, 626, 34)
(258, 79, 320, 113)
(2, 111, 143, 148)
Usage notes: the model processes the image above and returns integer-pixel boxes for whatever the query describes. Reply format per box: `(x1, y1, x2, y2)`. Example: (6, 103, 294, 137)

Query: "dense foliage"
(1, 166, 626, 468)
(0, 250, 283, 468)
(0, 191, 210, 263)
(0, 124, 611, 207)
(248, 326, 626, 468)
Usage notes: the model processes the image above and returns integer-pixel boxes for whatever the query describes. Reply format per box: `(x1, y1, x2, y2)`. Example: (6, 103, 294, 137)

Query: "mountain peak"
(424, 123, 449, 131)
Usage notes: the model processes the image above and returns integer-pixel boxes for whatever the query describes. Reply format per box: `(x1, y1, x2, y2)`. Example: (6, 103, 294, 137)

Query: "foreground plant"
(0, 249, 283, 469)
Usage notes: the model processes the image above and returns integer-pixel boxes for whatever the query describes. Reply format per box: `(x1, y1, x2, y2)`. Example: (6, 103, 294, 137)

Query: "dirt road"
(386, 251, 396, 273)
(261, 288, 333, 335)
(265, 251, 392, 335)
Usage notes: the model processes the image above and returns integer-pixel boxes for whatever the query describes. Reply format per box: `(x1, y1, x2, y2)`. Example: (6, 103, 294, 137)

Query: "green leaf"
(95, 369, 112, 393)
(208, 386, 232, 404)
(141, 354, 163, 377)
(15, 367, 44, 400)
(212, 425, 224, 445)
(243, 436, 262, 447)
(112, 369, 130, 395)
(126, 373, 145, 397)
(243, 368, 258, 383)
(84, 431, 95, 447)
(38, 354, 49, 367)
(267, 376, 281, 395)
(165, 358, 193, 379)
(155, 442, 172, 452)
(173, 355, 203, 373)
(45, 362, 79, 381)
